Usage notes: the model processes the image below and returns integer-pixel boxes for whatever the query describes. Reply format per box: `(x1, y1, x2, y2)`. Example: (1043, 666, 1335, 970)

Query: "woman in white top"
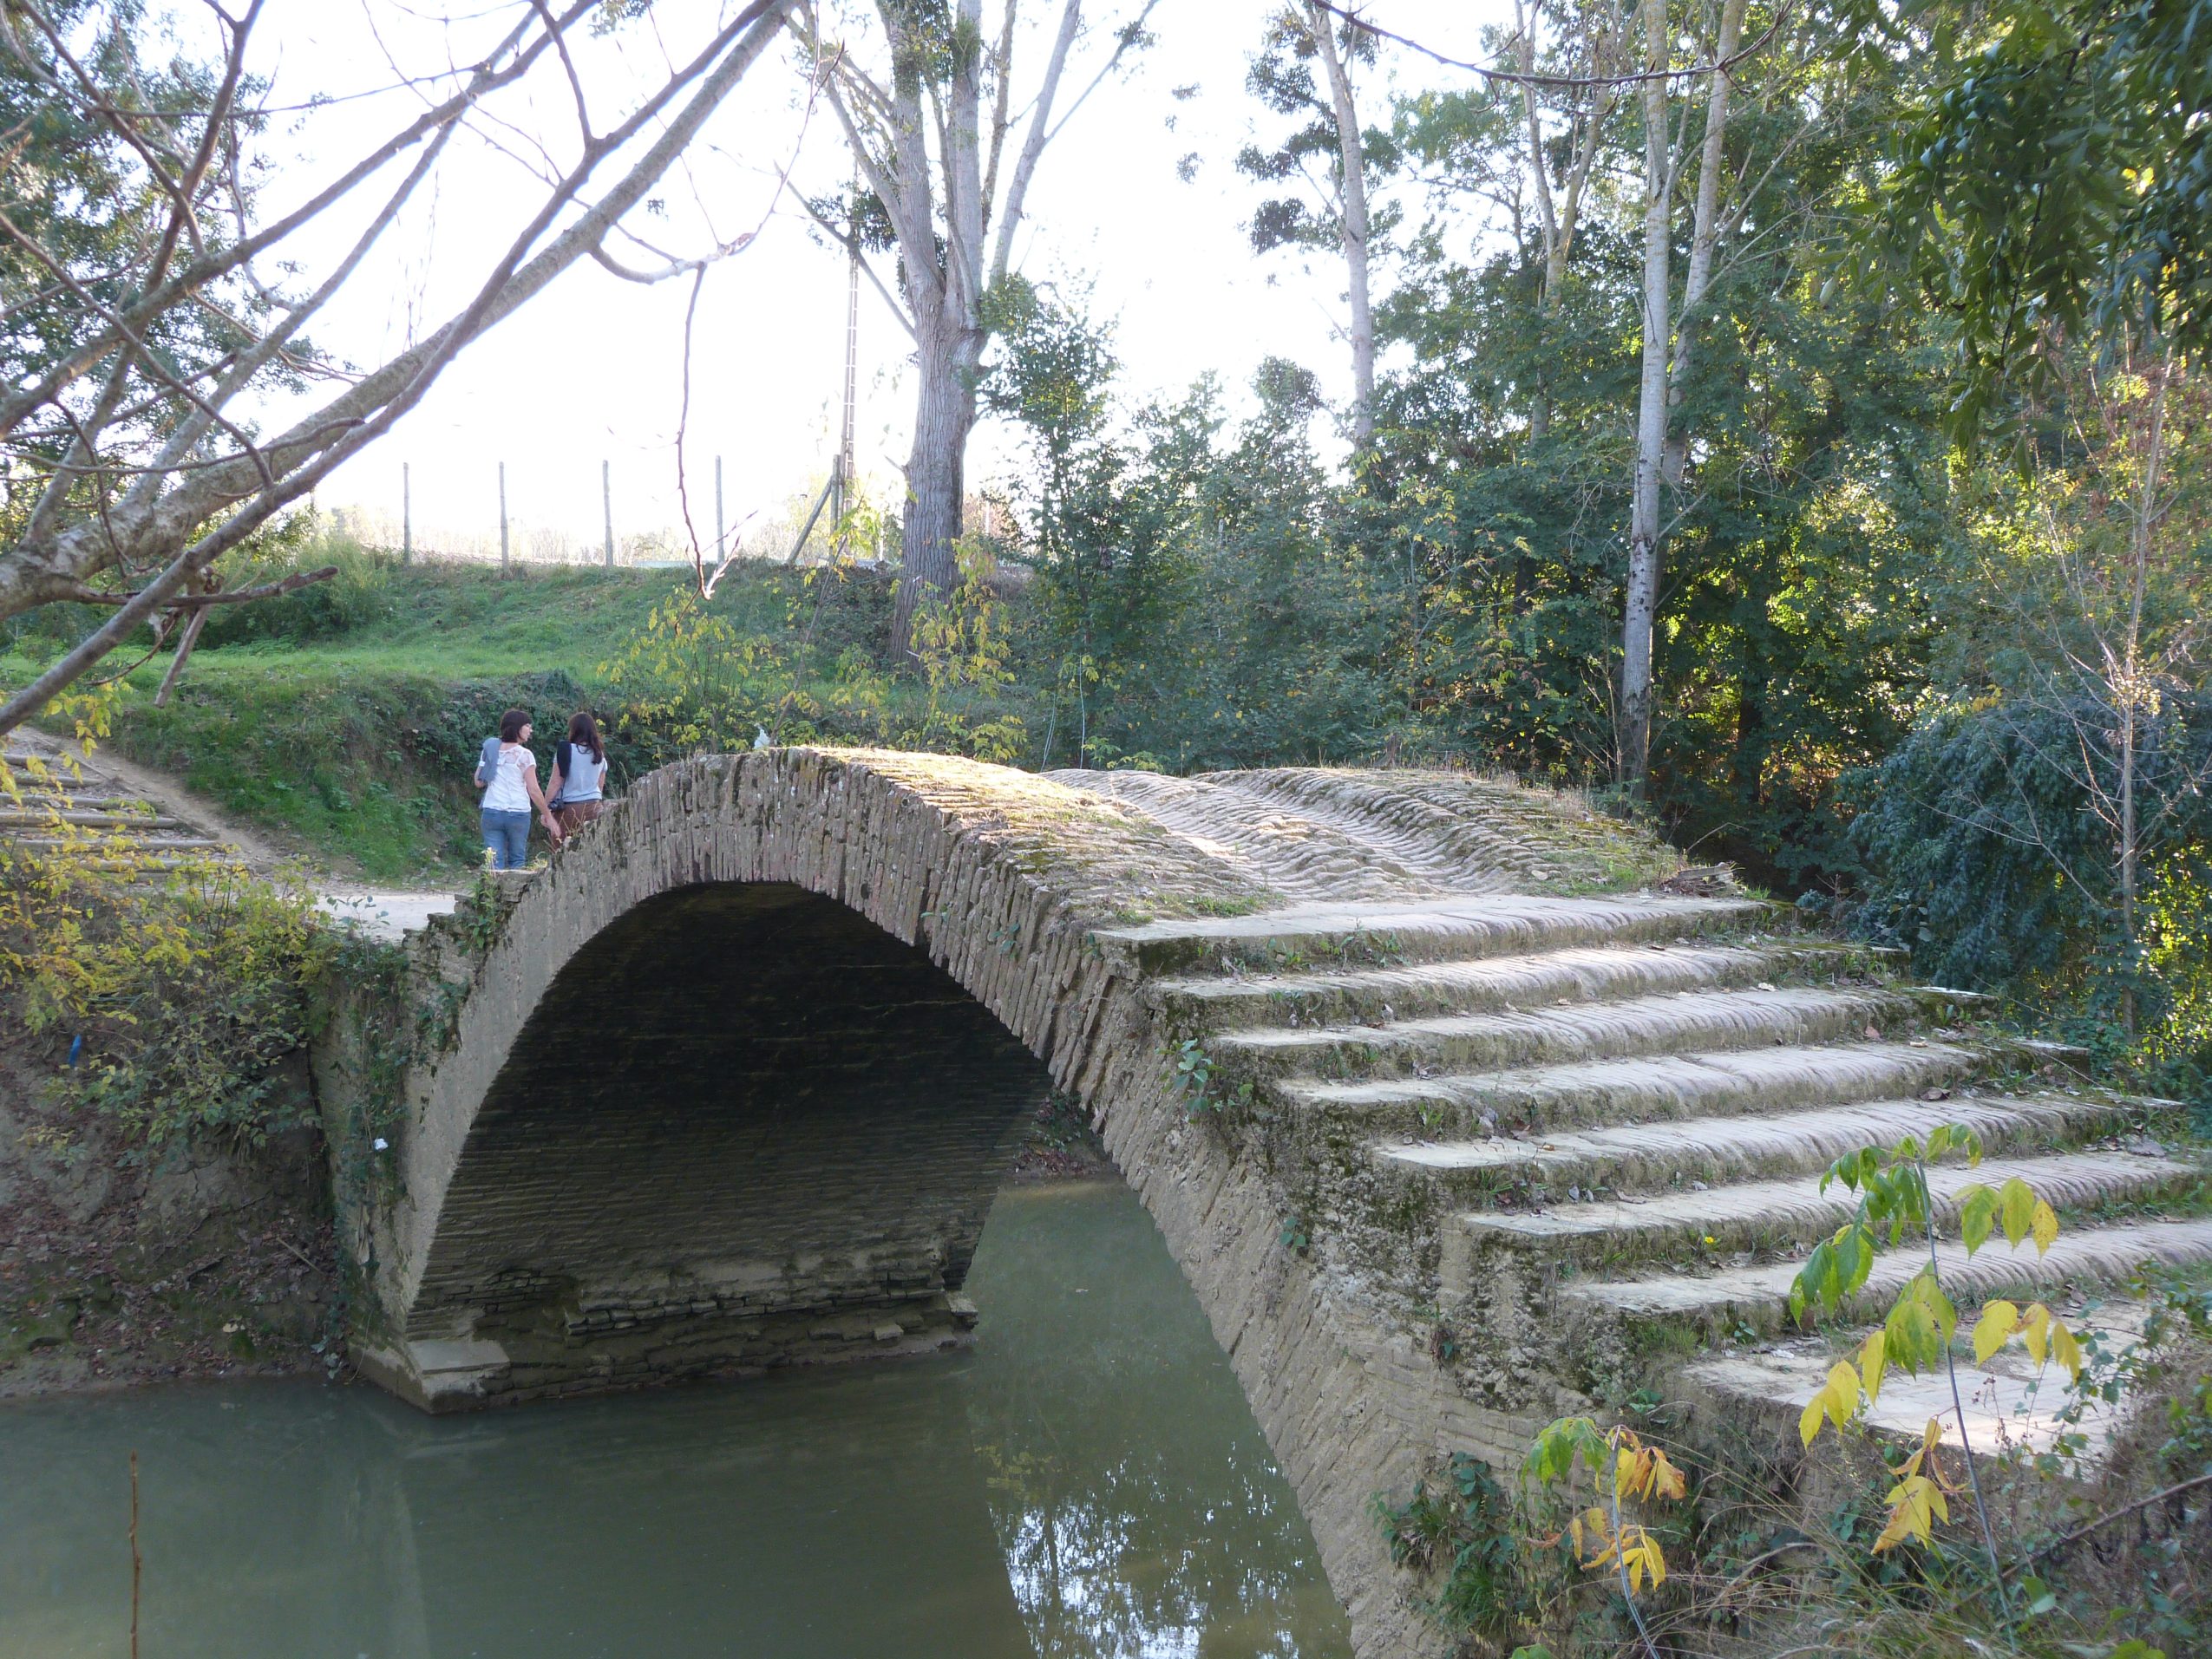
(479, 708, 563, 868)
(547, 710, 611, 837)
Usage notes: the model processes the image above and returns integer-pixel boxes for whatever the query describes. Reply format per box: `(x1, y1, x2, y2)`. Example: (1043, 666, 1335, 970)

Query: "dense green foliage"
(0, 821, 328, 1147)
(1875, 0, 2212, 423)
(1849, 694, 2212, 1092)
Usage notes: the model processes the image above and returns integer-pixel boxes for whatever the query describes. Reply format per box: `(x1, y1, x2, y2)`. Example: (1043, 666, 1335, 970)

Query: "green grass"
(5, 560, 705, 880)
(192, 558, 697, 677)
(100, 659, 507, 879)
(3, 552, 946, 880)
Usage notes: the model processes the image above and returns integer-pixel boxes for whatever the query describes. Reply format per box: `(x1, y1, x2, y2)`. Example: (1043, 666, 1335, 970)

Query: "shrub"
(1849, 690, 2212, 1110)
(0, 820, 330, 1146)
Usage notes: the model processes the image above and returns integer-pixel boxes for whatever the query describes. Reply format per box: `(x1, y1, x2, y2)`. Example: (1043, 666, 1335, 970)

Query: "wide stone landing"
(312, 749, 2211, 1659)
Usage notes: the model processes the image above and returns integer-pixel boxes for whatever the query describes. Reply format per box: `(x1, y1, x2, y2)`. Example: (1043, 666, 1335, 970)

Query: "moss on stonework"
(822, 748, 1288, 919)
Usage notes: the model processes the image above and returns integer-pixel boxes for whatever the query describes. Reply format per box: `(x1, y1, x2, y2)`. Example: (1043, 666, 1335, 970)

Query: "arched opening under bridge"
(403, 879, 1052, 1394)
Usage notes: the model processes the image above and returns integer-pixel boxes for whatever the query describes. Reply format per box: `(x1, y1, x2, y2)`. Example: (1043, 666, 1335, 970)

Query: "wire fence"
(320, 457, 890, 572)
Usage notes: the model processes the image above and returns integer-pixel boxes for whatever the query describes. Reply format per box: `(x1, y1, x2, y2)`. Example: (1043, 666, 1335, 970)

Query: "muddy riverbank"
(0, 1020, 340, 1398)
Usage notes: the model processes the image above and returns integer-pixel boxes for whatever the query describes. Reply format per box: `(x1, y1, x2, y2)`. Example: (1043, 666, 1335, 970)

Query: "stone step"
(0, 790, 140, 807)
(60, 850, 245, 875)
(0, 808, 182, 830)
(1685, 1300, 2161, 1464)
(1095, 892, 1779, 976)
(1562, 1215, 2212, 1337)
(1221, 984, 1921, 1082)
(1154, 938, 1884, 1033)
(1452, 1148, 2202, 1271)
(1372, 1089, 2134, 1196)
(11, 834, 226, 852)
(1285, 1040, 1986, 1140)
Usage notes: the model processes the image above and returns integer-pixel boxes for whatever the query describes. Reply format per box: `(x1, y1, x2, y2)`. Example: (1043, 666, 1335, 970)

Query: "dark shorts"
(553, 799, 603, 836)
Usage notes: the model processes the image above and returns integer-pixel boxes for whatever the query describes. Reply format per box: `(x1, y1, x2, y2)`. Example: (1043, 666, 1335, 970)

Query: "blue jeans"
(481, 808, 531, 870)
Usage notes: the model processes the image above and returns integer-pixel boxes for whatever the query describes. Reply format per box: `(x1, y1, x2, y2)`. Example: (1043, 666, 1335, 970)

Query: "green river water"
(0, 1180, 1354, 1658)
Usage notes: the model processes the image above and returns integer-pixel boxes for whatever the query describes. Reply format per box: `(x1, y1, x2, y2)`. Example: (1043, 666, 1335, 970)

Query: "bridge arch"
(327, 747, 1639, 1659)
(399, 878, 1056, 1385)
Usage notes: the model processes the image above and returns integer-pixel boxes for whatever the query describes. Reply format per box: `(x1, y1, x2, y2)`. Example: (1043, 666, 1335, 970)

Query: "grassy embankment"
(4, 554, 795, 880)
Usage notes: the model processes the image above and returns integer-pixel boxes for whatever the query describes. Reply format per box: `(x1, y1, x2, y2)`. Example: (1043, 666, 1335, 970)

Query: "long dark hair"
(499, 708, 530, 742)
(566, 710, 605, 764)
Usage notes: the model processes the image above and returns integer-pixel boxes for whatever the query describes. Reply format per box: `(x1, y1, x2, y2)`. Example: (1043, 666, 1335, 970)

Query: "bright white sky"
(239, 1, 1499, 557)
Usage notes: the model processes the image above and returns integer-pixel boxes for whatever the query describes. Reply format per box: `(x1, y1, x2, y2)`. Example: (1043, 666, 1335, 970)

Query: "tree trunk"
(1661, 0, 1746, 490)
(2117, 348, 2171, 1038)
(1518, 3, 1555, 444)
(1309, 6, 1374, 449)
(893, 324, 977, 653)
(846, 0, 1083, 662)
(1621, 0, 1672, 788)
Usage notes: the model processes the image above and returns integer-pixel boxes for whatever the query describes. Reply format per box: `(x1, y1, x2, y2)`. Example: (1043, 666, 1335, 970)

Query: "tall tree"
(1513, 0, 1624, 325)
(798, 0, 1156, 659)
(1873, 0, 2212, 429)
(1391, 0, 1626, 451)
(1237, 5, 1391, 450)
(1620, 0, 1749, 787)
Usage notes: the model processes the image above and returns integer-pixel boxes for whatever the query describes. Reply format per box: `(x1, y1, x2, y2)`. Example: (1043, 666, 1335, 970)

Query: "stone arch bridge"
(314, 748, 2212, 1658)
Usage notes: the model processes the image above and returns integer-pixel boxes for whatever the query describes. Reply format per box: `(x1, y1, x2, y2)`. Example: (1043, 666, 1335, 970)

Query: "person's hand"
(542, 812, 564, 844)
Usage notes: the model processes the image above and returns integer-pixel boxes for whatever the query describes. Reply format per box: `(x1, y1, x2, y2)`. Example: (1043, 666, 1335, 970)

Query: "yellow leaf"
(1823, 1359, 1861, 1429)
(1859, 1328, 1888, 1403)
(1624, 1529, 1667, 1593)
(1874, 1473, 1946, 1552)
(2031, 1199, 2059, 1255)
(2052, 1318, 2084, 1382)
(1891, 1417, 1943, 1483)
(1799, 1392, 1827, 1448)
(2021, 1303, 2052, 1368)
(1615, 1445, 1640, 1499)
(1647, 1447, 1687, 1502)
(1973, 1299, 2020, 1364)
(1574, 1506, 1612, 1567)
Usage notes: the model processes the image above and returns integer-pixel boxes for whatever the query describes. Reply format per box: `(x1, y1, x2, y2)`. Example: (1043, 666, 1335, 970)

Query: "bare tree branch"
(0, 0, 795, 736)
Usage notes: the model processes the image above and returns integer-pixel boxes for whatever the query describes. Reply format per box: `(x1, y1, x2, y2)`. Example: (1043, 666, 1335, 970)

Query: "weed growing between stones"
(1167, 1035, 1257, 1121)
(312, 931, 415, 1212)
(1374, 1454, 1541, 1643)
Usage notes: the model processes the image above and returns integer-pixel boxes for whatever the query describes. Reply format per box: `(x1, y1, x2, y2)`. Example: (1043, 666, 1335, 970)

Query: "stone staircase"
(0, 732, 240, 872)
(1116, 889, 2212, 1442)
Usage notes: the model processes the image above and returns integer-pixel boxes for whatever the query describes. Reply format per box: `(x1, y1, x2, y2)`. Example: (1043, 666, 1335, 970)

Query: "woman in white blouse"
(478, 708, 563, 868)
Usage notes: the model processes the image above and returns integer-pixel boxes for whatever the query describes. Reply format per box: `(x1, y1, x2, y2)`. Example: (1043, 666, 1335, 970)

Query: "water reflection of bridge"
(0, 1184, 1348, 1658)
